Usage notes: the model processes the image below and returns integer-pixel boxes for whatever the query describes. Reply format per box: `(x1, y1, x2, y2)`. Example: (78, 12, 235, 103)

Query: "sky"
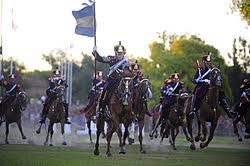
(1, 0, 249, 71)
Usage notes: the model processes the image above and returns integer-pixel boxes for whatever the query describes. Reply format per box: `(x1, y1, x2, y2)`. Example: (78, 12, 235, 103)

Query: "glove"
(204, 79, 210, 84)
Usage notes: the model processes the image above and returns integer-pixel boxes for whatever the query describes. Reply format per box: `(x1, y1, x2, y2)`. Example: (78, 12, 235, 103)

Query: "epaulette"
(240, 84, 245, 88)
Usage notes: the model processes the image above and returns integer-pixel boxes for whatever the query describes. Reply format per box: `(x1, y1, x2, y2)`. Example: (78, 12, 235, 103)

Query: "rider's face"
(115, 51, 124, 60)
(204, 61, 211, 68)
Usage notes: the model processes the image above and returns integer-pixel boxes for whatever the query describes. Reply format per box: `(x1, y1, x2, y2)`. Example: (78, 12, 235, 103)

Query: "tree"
(138, 33, 233, 108)
(231, 0, 250, 26)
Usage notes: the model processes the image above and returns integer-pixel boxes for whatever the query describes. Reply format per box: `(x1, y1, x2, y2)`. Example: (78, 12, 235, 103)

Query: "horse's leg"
(94, 117, 104, 155)
(117, 122, 126, 155)
(106, 122, 116, 157)
(171, 127, 179, 150)
(201, 120, 207, 142)
(138, 119, 146, 154)
(122, 124, 129, 146)
(5, 121, 10, 144)
(181, 121, 191, 142)
(187, 119, 196, 150)
(87, 119, 93, 144)
(49, 123, 54, 146)
(195, 115, 202, 142)
(149, 115, 161, 139)
(200, 120, 217, 148)
(36, 123, 43, 134)
(233, 120, 242, 142)
(17, 120, 26, 139)
(61, 122, 67, 145)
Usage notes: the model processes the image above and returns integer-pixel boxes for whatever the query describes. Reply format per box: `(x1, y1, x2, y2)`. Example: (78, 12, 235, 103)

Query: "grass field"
(0, 136, 250, 166)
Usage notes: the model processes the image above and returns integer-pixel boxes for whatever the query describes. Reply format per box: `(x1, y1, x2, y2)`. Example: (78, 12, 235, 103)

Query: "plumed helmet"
(8, 74, 16, 79)
(97, 71, 103, 77)
(53, 69, 61, 76)
(171, 72, 180, 80)
(131, 60, 140, 70)
(202, 53, 212, 62)
(114, 41, 126, 54)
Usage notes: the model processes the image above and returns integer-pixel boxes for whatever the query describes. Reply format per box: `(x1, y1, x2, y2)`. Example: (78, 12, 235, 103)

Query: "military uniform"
(39, 69, 71, 124)
(92, 41, 129, 115)
(0, 74, 21, 112)
(189, 54, 237, 119)
(84, 72, 105, 112)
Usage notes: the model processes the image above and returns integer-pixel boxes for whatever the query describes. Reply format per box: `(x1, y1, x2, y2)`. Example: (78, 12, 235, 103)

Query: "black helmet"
(53, 69, 61, 76)
(170, 72, 180, 80)
(131, 60, 140, 70)
(202, 53, 212, 62)
(114, 41, 126, 54)
(8, 74, 16, 79)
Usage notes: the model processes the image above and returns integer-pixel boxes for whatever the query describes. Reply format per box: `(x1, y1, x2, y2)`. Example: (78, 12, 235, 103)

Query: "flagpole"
(0, 0, 3, 98)
(93, 0, 97, 93)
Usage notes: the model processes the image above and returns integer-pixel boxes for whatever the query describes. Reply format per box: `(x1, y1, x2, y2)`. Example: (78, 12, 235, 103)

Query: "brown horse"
(195, 68, 222, 149)
(0, 91, 28, 144)
(160, 92, 190, 150)
(232, 98, 250, 141)
(36, 85, 67, 146)
(94, 71, 134, 157)
(123, 78, 152, 153)
(83, 92, 106, 144)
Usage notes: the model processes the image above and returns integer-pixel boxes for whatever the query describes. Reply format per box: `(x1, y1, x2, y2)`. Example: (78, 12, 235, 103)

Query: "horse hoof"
(5, 141, 9, 144)
(90, 141, 94, 144)
(128, 138, 135, 145)
(140, 150, 146, 154)
(102, 133, 106, 139)
(201, 138, 206, 142)
(154, 134, 159, 139)
(173, 147, 177, 150)
(22, 136, 27, 139)
(190, 144, 196, 150)
(186, 137, 191, 142)
(119, 147, 126, 154)
(36, 130, 40, 134)
(49, 144, 53, 146)
(238, 138, 243, 142)
(200, 143, 206, 149)
(62, 141, 67, 145)
(94, 149, 100, 156)
(106, 152, 112, 157)
(195, 136, 200, 142)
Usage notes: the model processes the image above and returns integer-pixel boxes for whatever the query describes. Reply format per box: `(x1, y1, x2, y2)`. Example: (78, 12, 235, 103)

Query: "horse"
(232, 97, 250, 141)
(123, 77, 152, 153)
(82, 91, 106, 144)
(0, 91, 28, 144)
(160, 92, 190, 150)
(149, 103, 161, 139)
(194, 68, 222, 149)
(94, 70, 134, 157)
(36, 85, 67, 146)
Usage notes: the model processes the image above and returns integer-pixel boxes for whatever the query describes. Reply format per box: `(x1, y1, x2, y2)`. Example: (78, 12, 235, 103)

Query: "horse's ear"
(217, 65, 220, 69)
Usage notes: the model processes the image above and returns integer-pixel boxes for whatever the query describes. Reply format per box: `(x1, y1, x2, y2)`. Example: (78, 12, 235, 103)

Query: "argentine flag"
(72, 3, 95, 37)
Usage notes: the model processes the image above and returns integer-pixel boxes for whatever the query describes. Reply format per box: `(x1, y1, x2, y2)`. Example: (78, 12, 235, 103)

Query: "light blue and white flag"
(72, 2, 95, 37)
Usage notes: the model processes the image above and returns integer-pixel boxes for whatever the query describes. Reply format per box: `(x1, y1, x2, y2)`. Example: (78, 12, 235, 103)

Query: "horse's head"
(177, 92, 189, 108)
(210, 68, 222, 87)
(55, 85, 65, 102)
(139, 78, 153, 100)
(17, 91, 28, 111)
(118, 76, 134, 106)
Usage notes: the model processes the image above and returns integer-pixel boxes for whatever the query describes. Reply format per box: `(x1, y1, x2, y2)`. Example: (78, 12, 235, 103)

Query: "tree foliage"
(231, 0, 250, 26)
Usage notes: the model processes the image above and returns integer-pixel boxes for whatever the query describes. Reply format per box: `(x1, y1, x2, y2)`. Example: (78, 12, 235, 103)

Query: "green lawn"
(0, 136, 250, 166)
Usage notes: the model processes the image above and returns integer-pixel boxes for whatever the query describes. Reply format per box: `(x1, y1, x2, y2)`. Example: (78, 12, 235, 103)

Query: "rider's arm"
(92, 51, 110, 63)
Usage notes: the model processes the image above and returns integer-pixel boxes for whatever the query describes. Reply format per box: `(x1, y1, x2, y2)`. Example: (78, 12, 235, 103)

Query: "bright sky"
(1, 0, 249, 71)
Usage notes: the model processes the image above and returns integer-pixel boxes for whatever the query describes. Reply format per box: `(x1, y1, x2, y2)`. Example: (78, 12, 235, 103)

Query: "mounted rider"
(0, 74, 23, 112)
(189, 53, 237, 119)
(160, 72, 184, 119)
(39, 69, 71, 124)
(92, 41, 130, 117)
(131, 60, 152, 117)
(236, 79, 250, 115)
(83, 71, 105, 113)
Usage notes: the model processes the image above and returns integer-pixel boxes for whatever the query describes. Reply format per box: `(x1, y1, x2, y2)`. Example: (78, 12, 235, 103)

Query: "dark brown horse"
(195, 68, 222, 148)
(82, 92, 105, 144)
(94, 71, 134, 157)
(160, 92, 190, 150)
(0, 91, 28, 144)
(123, 78, 152, 153)
(232, 97, 250, 141)
(36, 85, 67, 146)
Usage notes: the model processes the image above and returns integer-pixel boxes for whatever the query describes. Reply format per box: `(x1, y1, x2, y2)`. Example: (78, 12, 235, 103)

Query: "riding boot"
(220, 98, 238, 120)
(64, 103, 71, 124)
(144, 101, 152, 117)
(96, 92, 106, 118)
(189, 95, 197, 119)
(39, 107, 48, 124)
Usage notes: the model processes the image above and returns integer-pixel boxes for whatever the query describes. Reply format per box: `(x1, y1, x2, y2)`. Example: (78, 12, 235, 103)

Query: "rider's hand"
(204, 79, 210, 84)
